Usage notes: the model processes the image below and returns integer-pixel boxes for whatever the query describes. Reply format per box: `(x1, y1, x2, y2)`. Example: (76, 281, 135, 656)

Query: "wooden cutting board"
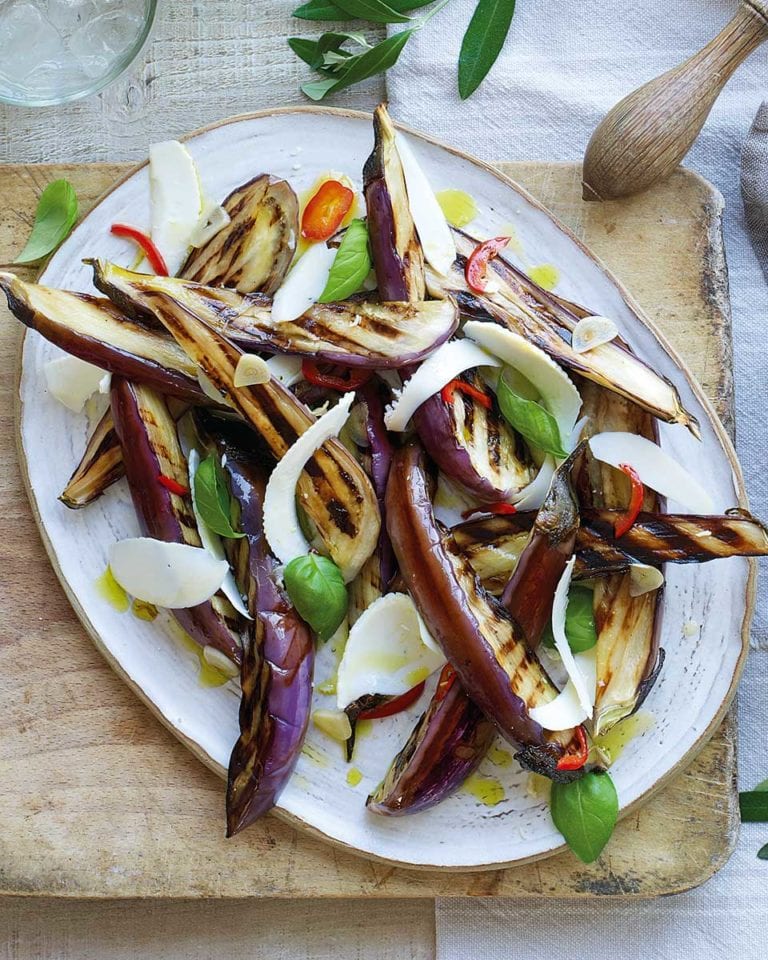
(0, 161, 740, 900)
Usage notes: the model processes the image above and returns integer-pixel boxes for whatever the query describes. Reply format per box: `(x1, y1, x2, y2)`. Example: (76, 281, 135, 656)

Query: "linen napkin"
(385, 1, 768, 956)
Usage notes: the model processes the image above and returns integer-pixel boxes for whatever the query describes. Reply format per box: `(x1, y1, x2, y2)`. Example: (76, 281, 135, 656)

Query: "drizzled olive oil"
(176, 630, 231, 688)
(593, 710, 655, 764)
(131, 599, 158, 622)
(95, 566, 130, 613)
(436, 189, 477, 228)
(464, 774, 505, 806)
(487, 743, 513, 768)
(528, 263, 560, 290)
(346, 767, 363, 787)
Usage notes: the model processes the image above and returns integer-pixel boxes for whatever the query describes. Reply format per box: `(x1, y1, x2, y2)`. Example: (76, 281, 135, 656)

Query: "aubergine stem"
(131, 288, 380, 583)
(363, 104, 426, 302)
(180, 174, 299, 295)
(110, 377, 244, 666)
(90, 259, 457, 369)
(0, 272, 205, 403)
(367, 665, 496, 816)
(59, 409, 124, 509)
(386, 440, 584, 782)
(425, 232, 700, 437)
(194, 414, 314, 836)
(500, 447, 582, 647)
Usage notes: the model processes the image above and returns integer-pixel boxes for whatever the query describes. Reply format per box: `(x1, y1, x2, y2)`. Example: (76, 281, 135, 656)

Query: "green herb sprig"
(193, 453, 245, 539)
(497, 367, 568, 460)
(541, 585, 597, 653)
(319, 219, 372, 301)
(13, 179, 78, 265)
(288, 0, 513, 100)
(284, 554, 348, 640)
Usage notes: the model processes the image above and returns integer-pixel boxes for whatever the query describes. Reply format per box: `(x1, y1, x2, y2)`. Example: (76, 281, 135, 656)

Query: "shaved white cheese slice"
(588, 432, 714, 513)
(629, 563, 665, 597)
(571, 316, 619, 354)
(511, 456, 555, 511)
(529, 649, 597, 731)
(109, 538, 228, 608)
(549, 557, 594, 716)
(433, 472, 477, 527)
(150, 140, 204, 276)
(271, 242, 336, 324)
(464, 321, 582, 443)
(336, 593, 446, 710)
(266, 354, 304, 388)
(395, 133, 456, 276)
(233, 354, 270, 387)
(384, 339, 500, 432)
(187, 449, 251, 619)
(263, 393, 354, 571)
(44, 355, 106, 412)
(190, 202, 230, 249)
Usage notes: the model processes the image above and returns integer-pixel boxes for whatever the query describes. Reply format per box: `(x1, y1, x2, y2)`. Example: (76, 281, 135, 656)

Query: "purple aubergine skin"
(364, 178, 410, 302)
(386, 441, 583, 781)
(367, 667, 495, 816)
(217, 441, 314, 836)
(360, 380, 396, 587)
(413, 394, 519, 503)
(1, 281, 205, 404)
(110, 378, 243, 665)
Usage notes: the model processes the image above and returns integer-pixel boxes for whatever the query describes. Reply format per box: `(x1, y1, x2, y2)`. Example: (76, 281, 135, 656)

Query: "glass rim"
(0, 0, 158, 108)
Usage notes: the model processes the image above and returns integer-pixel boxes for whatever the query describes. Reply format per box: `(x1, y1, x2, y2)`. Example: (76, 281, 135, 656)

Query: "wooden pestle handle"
(582, 1, 768, 201)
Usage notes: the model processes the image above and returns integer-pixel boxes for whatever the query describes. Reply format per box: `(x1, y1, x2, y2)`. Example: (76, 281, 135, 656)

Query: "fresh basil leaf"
(293, 0, 432, 19)
(541, 586, 596, 653)
(193, 453, 245, 540)
(301, 28, 414, 100)
(740, 791, 768, 822)
(758, 843, 768, 860)
(319, 219, 372, 302)
(284, 554, 348, 640)
(551, 771, 618, 864)
(458, 0, 516, 100)
(330, 0, 411, 23)
(497, 368, 568, 459)
(14, 179, 78, 264)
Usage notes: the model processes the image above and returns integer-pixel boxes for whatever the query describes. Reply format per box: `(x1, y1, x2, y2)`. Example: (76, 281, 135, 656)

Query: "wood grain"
(582, 1, 768, 201)
(0, 161, 738, 899)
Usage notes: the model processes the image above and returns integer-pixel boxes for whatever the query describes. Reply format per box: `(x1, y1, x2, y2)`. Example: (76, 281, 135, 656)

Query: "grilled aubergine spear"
(367, 664, 495, 815)
(0, 273, 204, 402)
(363, 104, 425, 302)
(180, 174, 299, 295)
(60, 408, 124, 509)
(110, 377, 244, 665)
(500, 447, 582, 646)
(131, 287, 380, 582)
(194, 412, 314, 836)
(386, 440, 586, 781)
(91, 260, 457, 369)
(579, 382, 662, 735)
(413, 369, 535, 502)
(454, 508, 768, 593)
(425, 231, 699, 437)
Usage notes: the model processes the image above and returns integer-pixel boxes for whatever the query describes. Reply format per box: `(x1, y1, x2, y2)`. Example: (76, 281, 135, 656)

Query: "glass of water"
(0, 0, 157, 107)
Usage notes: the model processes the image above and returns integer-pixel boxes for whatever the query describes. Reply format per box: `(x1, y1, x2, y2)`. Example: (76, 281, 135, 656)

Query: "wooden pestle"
(582, 0, 768, 201)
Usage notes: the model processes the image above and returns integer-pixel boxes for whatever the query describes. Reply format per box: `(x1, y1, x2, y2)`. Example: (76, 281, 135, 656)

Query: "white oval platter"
(16, 107, 752, 870)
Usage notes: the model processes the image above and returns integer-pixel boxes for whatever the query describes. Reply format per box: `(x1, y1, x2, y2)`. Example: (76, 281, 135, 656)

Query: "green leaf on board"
(13, 179, 78, 264)
(550, 771, 619, 864)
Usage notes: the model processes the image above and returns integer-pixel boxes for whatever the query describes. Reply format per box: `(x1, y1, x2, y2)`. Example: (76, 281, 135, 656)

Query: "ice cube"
(68, 7, 144, 78)
(45, 0, 98, 34)
(0, 1, 67, 86)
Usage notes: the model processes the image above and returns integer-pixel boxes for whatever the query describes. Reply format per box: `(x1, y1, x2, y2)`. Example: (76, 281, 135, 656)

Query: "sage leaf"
(497, 368, 568, 459)
(755, 777, 768, 792)
(319, 219, 372, 302)
(14, 179, 78, 264)
(551, 771, 618, 864)
(758, 843, 768, 860)
(458, 0, 517, 100)
(301, 29, 414, 100)
(288, 37, 329, 69)
(284, 554, 348, 640)
(740, 791, 768, 822)
(193, 453, 245, 540)
(324, 0, 411, 22)
(541, 586, 596, 653)
(293, 0, 433, 20)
